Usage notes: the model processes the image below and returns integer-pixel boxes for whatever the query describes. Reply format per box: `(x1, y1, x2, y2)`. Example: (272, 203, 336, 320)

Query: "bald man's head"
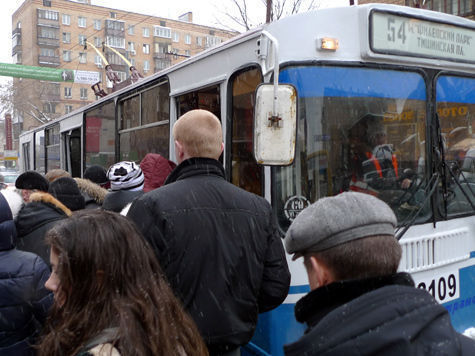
(173, 110, 223, 161)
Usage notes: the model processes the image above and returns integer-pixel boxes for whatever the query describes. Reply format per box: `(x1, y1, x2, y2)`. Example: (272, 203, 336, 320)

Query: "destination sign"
(371, 11, 475, 64)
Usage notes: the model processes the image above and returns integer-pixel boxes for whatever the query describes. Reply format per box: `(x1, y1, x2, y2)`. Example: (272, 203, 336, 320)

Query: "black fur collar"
(295, 272, 414, 325)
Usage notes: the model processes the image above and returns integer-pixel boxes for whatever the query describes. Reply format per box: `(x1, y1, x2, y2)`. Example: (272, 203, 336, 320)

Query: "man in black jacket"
(127, 109, 290, 355)
(283, 192, 475, 355)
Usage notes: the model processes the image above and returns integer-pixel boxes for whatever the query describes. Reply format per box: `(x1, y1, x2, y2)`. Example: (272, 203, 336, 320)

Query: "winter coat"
(102, 190, 143, 213)
(127, 157, 290, 351)
(140, 153, 176, 192)
(15, 192, 71, 267)
(75, 178, 108, 209)
(0, 192, 53, 356)
(284, 272, 475, 356)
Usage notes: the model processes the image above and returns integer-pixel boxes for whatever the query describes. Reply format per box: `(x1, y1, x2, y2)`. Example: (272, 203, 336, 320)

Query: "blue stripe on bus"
(289, 284, 311, 294)
(436, 76, 475, 104)
(279, 66, 427, 100)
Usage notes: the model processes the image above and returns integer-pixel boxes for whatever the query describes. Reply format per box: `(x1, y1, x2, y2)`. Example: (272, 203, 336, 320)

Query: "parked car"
(0, 171, 19, 189)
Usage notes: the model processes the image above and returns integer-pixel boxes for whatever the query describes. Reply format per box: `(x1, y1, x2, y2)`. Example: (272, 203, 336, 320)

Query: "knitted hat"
(15, 171, 49, 192)
(107, 161, 144, 191)
(84, 165, 109, 185)
(48, 177, 86, 211)
(285, 192, 397, 260)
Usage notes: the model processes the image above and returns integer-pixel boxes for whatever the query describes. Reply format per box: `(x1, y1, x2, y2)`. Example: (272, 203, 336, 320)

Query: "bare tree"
(214, 0, 318, 32)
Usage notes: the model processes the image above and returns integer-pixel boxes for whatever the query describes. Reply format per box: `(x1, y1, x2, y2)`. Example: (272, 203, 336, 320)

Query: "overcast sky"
(0, 0, 350, 72)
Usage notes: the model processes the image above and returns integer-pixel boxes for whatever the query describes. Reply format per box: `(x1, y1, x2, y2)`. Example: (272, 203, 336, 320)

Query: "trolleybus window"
(436, 75, 475, 215)
(231, 67, 263, 195)
(119, 81, 170, 162)
(22, 142, 31, 171)
(176, 85, 220, 119)
(275, 66, 428, 230)
(34, 130, 45, 174)
(45, 125, 60, 171)
(85, 101, 115, 169)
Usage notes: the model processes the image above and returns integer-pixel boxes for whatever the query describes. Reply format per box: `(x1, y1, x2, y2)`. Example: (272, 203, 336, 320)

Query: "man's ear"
(175, 140, 185, 162)
(309, 255, 334, 288)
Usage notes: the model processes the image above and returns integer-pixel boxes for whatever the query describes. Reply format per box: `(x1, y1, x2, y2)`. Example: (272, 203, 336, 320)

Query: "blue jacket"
(0, 193, 53, 356)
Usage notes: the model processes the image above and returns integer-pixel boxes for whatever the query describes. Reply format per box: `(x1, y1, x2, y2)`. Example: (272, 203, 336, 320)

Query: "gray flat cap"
(284, 192, 396, 259)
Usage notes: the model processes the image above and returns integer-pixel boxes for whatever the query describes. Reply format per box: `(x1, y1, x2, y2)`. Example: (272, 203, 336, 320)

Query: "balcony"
(153, 52, 169, 60)
(37, 36, 60, 47)
(37, 18, 59, 29)
(38, 55, 60, 66)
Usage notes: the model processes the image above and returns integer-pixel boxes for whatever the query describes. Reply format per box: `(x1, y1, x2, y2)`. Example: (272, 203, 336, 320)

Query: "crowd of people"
(1, 109, 474, 355)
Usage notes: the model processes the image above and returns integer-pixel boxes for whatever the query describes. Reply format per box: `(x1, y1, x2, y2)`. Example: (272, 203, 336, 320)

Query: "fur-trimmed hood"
(75, 178, 107, 205)
(29, 192, 72, 216)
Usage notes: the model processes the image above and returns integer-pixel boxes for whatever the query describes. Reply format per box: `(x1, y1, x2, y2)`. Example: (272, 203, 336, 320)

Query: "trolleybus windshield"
(275, 65, 428, 231)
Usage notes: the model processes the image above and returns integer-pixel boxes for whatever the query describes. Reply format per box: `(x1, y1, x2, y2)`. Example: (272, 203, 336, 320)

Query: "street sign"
(0, 63, 101, 84)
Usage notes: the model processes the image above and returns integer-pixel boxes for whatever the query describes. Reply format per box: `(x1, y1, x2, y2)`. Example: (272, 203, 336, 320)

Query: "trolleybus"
(19, 4, 475, 355)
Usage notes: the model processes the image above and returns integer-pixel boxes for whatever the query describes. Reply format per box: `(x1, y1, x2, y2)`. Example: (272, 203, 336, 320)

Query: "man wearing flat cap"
(283, 192, 475, 355)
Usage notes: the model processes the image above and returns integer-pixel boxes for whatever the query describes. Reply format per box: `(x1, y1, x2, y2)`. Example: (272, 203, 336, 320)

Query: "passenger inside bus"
(349, 114, 413, 196)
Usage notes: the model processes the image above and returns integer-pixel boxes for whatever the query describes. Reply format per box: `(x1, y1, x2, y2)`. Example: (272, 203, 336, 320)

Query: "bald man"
(127, 110, 290, 356)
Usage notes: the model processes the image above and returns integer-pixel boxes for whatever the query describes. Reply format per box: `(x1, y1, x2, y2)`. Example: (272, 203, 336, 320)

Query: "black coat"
(284, 273, 475, 355)
(102, 189, 143, 213)
(0, 192, 53, 355)
(127, 158, 290, 351)
(15, 192, 71, 267)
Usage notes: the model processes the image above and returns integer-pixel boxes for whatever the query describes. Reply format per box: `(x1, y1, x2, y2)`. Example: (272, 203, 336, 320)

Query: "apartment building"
(11, 0, 237, 132)
(357, 0, 474, 19)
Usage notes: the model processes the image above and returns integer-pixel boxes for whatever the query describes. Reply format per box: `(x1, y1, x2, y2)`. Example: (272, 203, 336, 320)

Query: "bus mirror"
(254, 84, 297, 165)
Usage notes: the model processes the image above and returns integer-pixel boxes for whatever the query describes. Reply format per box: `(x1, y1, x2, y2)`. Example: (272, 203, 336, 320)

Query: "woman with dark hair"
(39, 210, 208, 356)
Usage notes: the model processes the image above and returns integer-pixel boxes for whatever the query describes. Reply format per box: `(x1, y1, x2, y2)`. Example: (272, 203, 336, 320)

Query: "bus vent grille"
(400, 229, 470, 272)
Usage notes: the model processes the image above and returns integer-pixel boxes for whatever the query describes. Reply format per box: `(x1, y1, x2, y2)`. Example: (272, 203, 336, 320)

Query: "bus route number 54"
(387, 17, 407, 44)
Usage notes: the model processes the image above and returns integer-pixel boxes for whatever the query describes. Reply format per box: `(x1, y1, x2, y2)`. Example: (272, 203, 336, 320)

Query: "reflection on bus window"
(231, 67, 263, 195)
(274, 66, 428, 231)
(85, 101, 115, 170)
(119, 81, 170, 162)
(436, 76, 475, 215)
(46, 125, 60, 171)
(35, 130, 45, 174)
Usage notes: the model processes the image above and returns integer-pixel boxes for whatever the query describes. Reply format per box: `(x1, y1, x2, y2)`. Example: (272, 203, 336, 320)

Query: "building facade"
(357, 0, 474, 19)
(11, 0, 237, 133)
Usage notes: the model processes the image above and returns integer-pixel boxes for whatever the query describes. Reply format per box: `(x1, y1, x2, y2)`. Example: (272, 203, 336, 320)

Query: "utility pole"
(266, 0, 272, 23)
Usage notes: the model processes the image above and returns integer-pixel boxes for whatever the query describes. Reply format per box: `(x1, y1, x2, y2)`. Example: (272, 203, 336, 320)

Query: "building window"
(106, 20, 124, 31)
(78, 16, 86, 28)
(106, 36, 125, 48)
(172, 32, 180, 42)
(143, 60, 150, 72)
(185, 34, 191, 45)
(143, 44, 150, 54)
(62, 32, 71, 43)
(63, 50, 71, 62)
(79, 52, 87, 63)
(65, 105, 73, 114)
(95, 55, 103, 67)
(43, 103, 56, 114)
(185, 50, 190, 57)
(128, 42, 135, 52)
(80, 88, 88, 100)
(205, 36, 222, 48)
(94, 36, 102, 47)
(196, 36, 202, 46)
(143, 27, 150, 37)
(130, 58, 136, 66)
(43, 0, 52, 6)
(153, 26, 171, 38)
(110, 12, 117, 19)
(40, 48, 56, 57)
(128, 25, 135, 35)
(62, 14, 70, 25)
(38, 9, 58, 20)
(39, 28, 58, 39)
(64, 87, 72, 98)
(94, 19, 101, 30)
(79, 35, 86, 46)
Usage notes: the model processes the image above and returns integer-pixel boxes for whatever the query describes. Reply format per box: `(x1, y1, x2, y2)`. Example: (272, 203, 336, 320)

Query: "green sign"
(0, 63, 75, 82)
